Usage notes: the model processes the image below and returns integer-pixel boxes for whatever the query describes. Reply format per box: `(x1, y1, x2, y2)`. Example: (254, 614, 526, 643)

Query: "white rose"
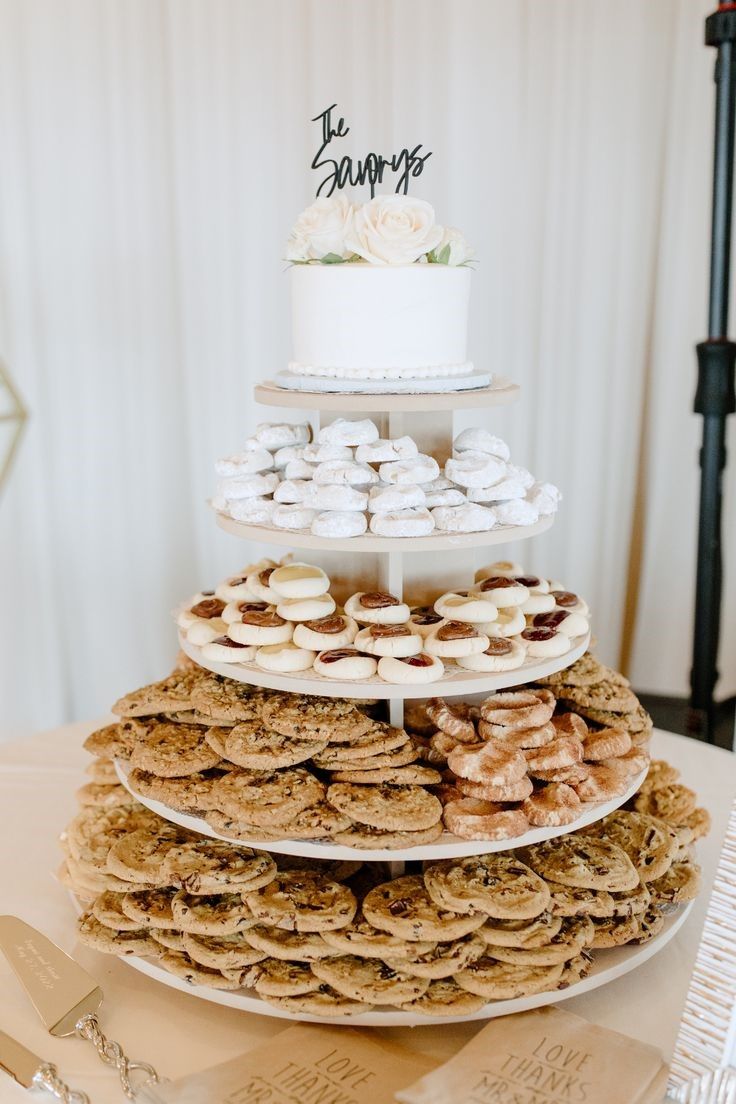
(285, 195, 354, 262)
(345, 195, 443, 265)
(430, 226, 474, 266)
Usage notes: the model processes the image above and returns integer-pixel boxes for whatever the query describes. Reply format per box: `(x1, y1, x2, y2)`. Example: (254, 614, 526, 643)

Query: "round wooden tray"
(114, 904, 692, 1027)
(115, 757, 648, 863)
(214, 510, 554, 552)
(255, 377, 520, 411)
(178, 630, 591, 701)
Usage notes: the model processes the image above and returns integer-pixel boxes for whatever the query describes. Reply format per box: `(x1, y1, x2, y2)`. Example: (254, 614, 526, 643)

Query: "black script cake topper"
(311, 104, 432, 198)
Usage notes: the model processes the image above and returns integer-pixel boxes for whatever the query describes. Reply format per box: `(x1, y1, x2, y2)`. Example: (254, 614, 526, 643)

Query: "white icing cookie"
(354, 624, 423, 658)
(453, 429, 511, 461)
(223, 498, 277, 525)
(215, 448, 273, 477)
(377, 654, 444, 684)
(527, 482, 562, 515)
(255, 422, 311, 450)
(494, 499, 539, 527)
(284, 459, 318, 481)
(318, 418, 379, 447)
(306, 484, 369, 512)
(311, 511, 368, 538)
(456, 637, 527, 672)
(272, 445, 306, 470)
(276, 593, 336, 622)
(273, 479, 313, 504)
(355, 436, 418, 463)
(445, 454, 507, 489)
(344, 592, 411, 625)
(302, 442, 353, 463)
(293, 615, 358, 651)
(217, 472, 279, 501)
(228, 611, 294, 646)
(472, 577, 530, 607)
(424, 623, 490, 658)
(313, 648, 378, 680)
(186, 617, 228, 646)
(474, 561, 524, 582)
(378, 455, 440, 485)
(481, 607, 526, 638)
(272, 504, 318, 530)
(313, 460, 379, 486)
(255, 642, 316, 673)
(432, 504, 497, 533)
(434, 592, 498, 623)
(520, 626, 572, 658)
(369, 508, 434, 537)
(424, 488, 467, 508)
(367, 484, 426, 514)
(201, 636, 257, 664)
(269, 563, 330, 599)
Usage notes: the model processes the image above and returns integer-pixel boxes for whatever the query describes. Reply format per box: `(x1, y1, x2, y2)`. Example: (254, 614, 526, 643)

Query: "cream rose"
(345, 195, 444, 265)
(430, 226, 474, 265)
(285, 195, 354, 262)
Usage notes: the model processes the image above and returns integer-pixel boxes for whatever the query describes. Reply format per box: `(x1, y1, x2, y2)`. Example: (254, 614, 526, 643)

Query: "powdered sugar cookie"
(284, 459, 318, 481)
(227, 608, 293, 646)
(377, 654, 444, 684)
(473, 576, 529, 607)
(318, 418, 378, 447)
(302, 442, 353, 463)
(272, 504, 318, 530)
(379, 455, 439, 485)
(527, 481, 561, 515)
(272, 445, 306, 469)
(446, 452, 507, 489)
(369, 508, 435, 537)
(306, 483, 369, 511)
(424, 487, 467, 508)
(354, 624, 422, 657)
(313, 648, 378, 680)
(273, 478, 313, 504)
(255, 422, 310, 450)
(495, 499, 539, 526)
(367, 483, 426, 513)
(457, 637, 527, 671)
(217, 472, 279, 501)
(453, 429, 510, 459)
(215, 447, 273, 477)
(313, 459, 378, 486)
(356, 436, 418, 463)
(311, 511, 367, 538)
(424, 621, 489, 658)
(344, 591, 411, 624)
(434, 591, 498, 623)
(223, 497, 277, 525)
(432, 503, 497, 532)
(521, 625, 572, 657)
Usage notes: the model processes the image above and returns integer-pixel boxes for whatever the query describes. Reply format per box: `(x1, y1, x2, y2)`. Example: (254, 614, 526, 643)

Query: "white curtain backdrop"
(0, 0, 734, 740)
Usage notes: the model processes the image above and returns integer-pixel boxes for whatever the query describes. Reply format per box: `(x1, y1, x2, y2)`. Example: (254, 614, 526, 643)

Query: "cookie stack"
(176, 557, 591, 687)
(61, 756, 707, 1017)
(212, 419, 560, 538)
(536, 652, 654, 745)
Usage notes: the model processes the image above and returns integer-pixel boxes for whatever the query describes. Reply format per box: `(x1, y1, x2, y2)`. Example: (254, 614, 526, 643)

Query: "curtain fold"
(0, 0, 731, 739)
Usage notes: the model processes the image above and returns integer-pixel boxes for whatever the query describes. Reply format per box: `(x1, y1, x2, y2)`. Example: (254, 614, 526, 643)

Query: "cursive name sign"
(311, 104, 432, 198)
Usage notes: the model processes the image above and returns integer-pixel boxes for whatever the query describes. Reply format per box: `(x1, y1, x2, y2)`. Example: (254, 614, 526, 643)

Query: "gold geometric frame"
(0, 359, 28, 495)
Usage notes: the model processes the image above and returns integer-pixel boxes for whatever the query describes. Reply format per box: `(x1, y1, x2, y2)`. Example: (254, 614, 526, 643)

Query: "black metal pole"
(688, 6, 736, 741)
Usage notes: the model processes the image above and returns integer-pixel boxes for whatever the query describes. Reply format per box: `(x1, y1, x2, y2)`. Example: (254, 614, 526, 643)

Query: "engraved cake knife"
(0, 916, 167, 1102)
(0, 1027, 89, 1103)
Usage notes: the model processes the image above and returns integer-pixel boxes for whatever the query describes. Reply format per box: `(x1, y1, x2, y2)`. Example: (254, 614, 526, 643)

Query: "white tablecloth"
(0, 723, 733, 1103)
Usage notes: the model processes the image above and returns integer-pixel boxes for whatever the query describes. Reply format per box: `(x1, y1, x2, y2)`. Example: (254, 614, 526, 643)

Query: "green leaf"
(320, 252, 347, 264)
(436, 243, 452, 265)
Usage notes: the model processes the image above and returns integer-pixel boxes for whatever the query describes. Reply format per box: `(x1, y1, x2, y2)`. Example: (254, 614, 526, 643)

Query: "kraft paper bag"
(395, 1006, 669, 1104)
(156, 1022, 437, 1104)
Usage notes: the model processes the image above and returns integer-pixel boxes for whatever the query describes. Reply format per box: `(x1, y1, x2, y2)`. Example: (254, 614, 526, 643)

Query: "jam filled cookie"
(550, 589, 590, 617)
(475, 560, 524, 583)
(255, 642, 317, 673)
(472, 575, 529, 607)
(215, 567, 272, 603)
(521, 625, 572, 658)
(275, 593, 336, 622)
(377, 654, 444, 684)
(409, 606, 444, 638)
(482, 606, 526, 637)
(354, 624, 423, 658)
(177, 593, 221, 631)
(424, 621, 490, 658)
(344, 591, 411, 625)
(457, 637, 527, 672)
(293, 614, 358, 651)
(222, 600, 269, 625)
(528, 608, 589, 638)
(313, 648, 378, 680)
(201, 636, 257, 664)
(434, 591, 498, 623)
(227, 608, 294, 646)
(268, 562, 330, 599)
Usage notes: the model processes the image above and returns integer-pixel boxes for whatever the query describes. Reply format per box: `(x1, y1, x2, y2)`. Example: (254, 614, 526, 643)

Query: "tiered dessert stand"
(115, 377, 690, 1025)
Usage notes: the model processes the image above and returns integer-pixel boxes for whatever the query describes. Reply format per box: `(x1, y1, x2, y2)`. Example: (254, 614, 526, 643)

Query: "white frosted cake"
(277, 193, 490, 393)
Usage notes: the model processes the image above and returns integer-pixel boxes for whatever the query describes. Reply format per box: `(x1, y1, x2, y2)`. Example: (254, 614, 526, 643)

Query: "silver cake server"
(0, 915, 167, 1102)
(0, 1027, 90, 1103)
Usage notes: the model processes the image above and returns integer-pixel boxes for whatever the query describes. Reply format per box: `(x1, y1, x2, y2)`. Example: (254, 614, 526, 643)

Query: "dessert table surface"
(0, 721, 733, 1103)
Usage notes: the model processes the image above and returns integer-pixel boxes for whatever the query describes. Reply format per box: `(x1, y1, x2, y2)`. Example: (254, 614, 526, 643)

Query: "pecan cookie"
(128, 768, 229, 815)
(223, 721, 327, 770)
(634, 783, 698, 825)
(113, 670, 206, 717)
(331, 823, 445, 850)
(83, 719, 149, 760)
(76, 782, 131, 809)
(330, 765, 443, 786)
(262, 695, 374, 741)
(85, 758, 119, 784)
(214, 768, 325, 827)
(424, 855, 550, 919)
(560, 681, 640, 714)
(130, 723, 221, 778)
(190, 674, 266, 722)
